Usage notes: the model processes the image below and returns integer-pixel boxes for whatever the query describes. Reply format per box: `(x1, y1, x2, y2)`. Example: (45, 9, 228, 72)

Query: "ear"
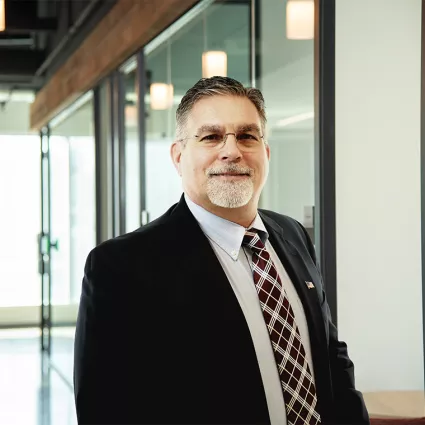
(265, 142, 271, 160)
(170, 141, 183, 176)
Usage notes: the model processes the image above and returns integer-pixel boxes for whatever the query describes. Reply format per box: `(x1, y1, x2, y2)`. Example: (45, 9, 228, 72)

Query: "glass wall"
(49, 93, 96, 384)
(144, 0, 251, 221)
(50, 95, 96, 310)
(0, 136, 40, 309)
(0, 97, 42, 327)
(258, 0, 315, 240)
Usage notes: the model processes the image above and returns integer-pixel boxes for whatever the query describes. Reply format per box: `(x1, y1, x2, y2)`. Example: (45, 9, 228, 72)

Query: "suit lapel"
(259, 212, 328, 349)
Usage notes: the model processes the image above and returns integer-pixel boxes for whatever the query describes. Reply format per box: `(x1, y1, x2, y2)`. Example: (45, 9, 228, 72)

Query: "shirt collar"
(185, 193, 269, 261)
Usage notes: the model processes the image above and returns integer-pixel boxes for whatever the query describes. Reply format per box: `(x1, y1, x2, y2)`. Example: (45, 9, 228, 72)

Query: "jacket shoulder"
(88, 203, 178, 264)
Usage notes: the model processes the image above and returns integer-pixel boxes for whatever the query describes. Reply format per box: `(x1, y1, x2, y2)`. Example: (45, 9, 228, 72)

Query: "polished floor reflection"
(0, 328, 76, 425)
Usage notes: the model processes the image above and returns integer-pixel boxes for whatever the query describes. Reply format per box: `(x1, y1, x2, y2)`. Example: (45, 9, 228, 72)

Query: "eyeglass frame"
(178, 130, 267, 152)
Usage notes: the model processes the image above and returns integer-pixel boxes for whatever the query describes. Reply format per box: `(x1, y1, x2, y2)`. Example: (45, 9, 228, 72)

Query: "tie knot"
(243, 229, 266, 252)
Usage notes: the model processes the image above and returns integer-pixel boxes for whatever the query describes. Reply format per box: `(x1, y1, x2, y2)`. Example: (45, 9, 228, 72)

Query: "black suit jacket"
(74, 196, 370, 425)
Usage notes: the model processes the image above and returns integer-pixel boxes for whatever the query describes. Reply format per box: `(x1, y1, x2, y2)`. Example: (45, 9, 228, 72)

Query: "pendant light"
(150, 40, 173, 110)
(150, 83, 173, 110)
(286, 0, 314, 40)
(202, 11, 227, 78)
(0, 0, 5, 32)
(202, 51, 227, 79)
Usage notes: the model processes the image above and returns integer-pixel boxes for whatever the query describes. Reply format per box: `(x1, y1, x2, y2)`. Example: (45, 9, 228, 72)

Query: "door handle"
(49, 239, 59, 251)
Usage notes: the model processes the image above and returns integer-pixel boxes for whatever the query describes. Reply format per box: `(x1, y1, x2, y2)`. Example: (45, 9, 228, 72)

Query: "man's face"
(171, 95, 270, 211)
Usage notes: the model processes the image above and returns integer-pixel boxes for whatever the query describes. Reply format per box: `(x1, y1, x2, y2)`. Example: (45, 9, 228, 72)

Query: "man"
(74, 76, 369, 425)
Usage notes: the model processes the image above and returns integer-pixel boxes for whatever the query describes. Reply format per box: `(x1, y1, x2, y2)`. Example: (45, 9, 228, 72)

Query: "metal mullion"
(250, 0, 259, 88)
(110, 75, 120, 237)
(137, 50, 147, 224)
(93, 86, 102, 246)
(46, 126, 52, 354)
(40, 126, 52, 354)
(314, 0, 337, 323)
(40, 130, 46, 351)
(117, 71, 126, 235)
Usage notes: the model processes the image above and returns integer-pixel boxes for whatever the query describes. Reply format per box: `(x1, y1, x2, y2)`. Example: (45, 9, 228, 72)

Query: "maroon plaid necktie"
(243, 229, 321, 425)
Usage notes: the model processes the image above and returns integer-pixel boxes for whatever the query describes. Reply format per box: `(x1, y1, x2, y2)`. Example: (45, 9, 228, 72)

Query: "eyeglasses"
(180, 131, 265, 153)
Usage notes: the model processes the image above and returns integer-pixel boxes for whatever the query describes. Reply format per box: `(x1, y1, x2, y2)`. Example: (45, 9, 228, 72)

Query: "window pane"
(49, 136, 71, 305)
(258, 0, 315, 240)
(50, 95, 96, 386)
(69, 136, 96, 303)
(0, 136, 40, 307)
(50, 96, 96, 308)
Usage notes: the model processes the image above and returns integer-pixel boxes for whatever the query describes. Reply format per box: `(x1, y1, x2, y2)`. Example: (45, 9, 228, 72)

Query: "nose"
(218, 134, 242, 161)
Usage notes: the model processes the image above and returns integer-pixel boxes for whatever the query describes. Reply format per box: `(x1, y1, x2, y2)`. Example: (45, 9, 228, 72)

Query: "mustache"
(206, 165, 254, 176)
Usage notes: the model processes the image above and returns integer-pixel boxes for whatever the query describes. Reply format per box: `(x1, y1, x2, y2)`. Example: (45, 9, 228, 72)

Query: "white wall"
(335, 0, 423, 392)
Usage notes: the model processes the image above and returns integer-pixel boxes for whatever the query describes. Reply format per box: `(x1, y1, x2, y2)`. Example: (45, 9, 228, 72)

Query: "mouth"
(214, 173, 249, 176)
(211, 173, 250, 179)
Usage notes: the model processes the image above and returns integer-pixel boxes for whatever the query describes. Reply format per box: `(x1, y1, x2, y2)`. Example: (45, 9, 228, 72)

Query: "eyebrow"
(195, 124, 224, 135)
(195, 123, 262, 135)
(236, 124, 262, 133)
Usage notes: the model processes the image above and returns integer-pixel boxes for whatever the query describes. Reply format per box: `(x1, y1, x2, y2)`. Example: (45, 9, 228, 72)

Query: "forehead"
(186, 95, 262, 130)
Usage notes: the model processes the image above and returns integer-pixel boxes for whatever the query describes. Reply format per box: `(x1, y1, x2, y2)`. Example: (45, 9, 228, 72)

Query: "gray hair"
(175, 76, 267, 140)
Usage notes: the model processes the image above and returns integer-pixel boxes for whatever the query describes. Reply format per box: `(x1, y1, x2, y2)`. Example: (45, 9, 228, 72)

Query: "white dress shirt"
(185, 194, 316, 425)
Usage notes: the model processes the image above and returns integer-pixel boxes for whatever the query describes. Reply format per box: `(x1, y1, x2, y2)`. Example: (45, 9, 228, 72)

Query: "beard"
(205, 164, 255, 208)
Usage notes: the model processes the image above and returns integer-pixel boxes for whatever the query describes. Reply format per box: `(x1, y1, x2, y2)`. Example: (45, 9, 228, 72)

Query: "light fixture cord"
(203, 10, 208, 52)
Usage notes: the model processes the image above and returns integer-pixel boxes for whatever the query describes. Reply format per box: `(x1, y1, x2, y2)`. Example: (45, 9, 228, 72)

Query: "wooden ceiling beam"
(30, 0, 198, 130)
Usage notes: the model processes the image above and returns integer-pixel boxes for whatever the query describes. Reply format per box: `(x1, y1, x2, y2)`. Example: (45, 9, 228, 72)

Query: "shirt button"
(231, 250, 237, 257)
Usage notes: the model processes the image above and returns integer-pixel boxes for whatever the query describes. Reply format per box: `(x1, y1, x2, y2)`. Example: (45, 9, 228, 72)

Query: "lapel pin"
(305, 281, 315, 289)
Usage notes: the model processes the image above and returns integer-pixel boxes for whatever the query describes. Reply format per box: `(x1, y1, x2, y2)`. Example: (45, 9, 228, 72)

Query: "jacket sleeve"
(297, 221, 370, 425)
(73, 248, 137, 424)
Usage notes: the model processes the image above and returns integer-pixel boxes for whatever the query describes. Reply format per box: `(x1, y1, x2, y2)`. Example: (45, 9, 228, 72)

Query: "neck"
(187, 194, 258, 228)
